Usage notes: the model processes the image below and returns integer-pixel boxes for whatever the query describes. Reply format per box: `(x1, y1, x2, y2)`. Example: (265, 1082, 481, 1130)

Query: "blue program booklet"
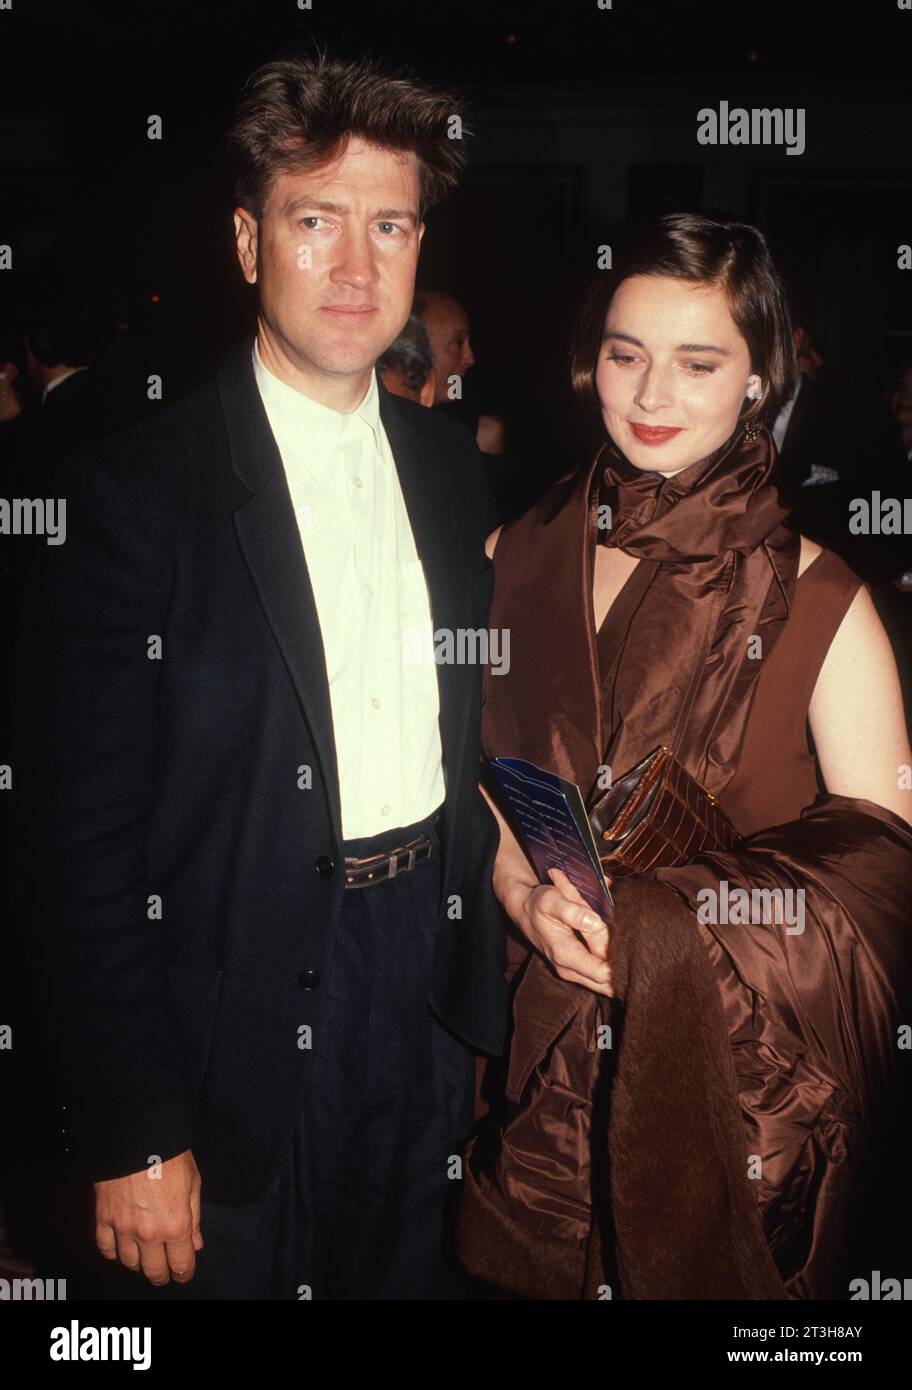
(486, 756, 614, 918)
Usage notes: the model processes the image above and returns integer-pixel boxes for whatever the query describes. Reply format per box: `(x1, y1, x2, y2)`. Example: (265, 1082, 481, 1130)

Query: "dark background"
(1, 0, 911, 1300)
(1, 0, 910, 475)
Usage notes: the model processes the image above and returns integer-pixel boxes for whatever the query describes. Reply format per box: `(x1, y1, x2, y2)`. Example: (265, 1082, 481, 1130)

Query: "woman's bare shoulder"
(808, 570, 912, 823)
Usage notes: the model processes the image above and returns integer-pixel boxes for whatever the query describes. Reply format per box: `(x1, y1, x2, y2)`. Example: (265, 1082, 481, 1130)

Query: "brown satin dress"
(479, 537, 864, 1005)
(476, 541, 861, 1104)
(462, 432, 910, 1301)
(593, 546, 862, 835)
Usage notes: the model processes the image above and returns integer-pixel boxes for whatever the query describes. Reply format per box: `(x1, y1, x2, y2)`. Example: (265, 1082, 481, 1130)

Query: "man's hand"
(502, 865, 613, 996)
(94, 1149, 203, 1285)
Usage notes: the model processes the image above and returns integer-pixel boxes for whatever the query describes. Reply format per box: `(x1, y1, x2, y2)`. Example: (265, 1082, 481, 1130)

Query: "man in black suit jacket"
(773, 323, 855, 556)
(12, 52, 508, 1300)
(2, 293, 110, 614)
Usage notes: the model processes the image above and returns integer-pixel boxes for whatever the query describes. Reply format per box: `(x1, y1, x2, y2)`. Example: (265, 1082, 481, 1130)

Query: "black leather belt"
(344, 832, 433, 889)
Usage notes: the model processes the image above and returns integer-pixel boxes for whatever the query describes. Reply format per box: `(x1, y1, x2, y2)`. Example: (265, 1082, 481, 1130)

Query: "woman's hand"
(500, 864, 613, 996)
(480, 778, 613, 995)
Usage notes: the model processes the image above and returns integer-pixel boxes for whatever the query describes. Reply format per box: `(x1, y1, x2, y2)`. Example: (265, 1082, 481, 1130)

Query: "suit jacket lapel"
(218, 337, 344, 855)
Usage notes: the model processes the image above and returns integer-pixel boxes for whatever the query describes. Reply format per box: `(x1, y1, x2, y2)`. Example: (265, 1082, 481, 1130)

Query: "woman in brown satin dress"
(458, 213, 912, 1300)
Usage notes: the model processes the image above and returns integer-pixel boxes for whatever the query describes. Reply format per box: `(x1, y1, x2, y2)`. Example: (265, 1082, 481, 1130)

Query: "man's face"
(420, 296, 475, 403)
(233, 137, 424, 398)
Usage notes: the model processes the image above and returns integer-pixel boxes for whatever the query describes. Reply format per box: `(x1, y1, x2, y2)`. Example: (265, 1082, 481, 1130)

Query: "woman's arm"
(483, 522, 612, 993)
(809, 584, 912, 825)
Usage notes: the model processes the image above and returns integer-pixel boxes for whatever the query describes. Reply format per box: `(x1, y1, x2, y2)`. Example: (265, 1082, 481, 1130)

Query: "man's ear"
(417, 221, 426, 249)
(233, 208, 258, 285)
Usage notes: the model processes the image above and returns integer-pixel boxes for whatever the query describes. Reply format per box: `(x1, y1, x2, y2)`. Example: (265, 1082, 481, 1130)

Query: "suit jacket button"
(298, 969, 320, 991)
(315, 855, 335, 878)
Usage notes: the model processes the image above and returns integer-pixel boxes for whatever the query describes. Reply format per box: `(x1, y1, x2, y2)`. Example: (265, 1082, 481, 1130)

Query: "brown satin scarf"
(482, 422, 800, 805)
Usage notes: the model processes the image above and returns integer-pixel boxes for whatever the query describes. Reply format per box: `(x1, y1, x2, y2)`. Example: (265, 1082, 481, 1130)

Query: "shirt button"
(371, 697, 380, 709)
(353, 476, 363, 488)
(381, 805, 390, 816)
(298, 968, 321, 991)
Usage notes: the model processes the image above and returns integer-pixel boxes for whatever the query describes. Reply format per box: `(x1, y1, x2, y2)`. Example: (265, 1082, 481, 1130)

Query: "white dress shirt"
(252, 338, 445, 840)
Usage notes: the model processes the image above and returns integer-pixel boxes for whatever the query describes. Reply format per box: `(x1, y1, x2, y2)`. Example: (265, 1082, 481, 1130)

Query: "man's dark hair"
(377, 315, 435, 393)
(227, 49, 469, 221)
(571, 211, 798, 426)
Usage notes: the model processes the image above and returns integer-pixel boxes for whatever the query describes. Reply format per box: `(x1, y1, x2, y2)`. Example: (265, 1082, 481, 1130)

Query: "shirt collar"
(252, 336, 382, 481)
(42, 365, 90, 404)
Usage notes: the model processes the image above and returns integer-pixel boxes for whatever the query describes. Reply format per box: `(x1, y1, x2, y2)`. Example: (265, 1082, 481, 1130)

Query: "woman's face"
(594, 274, 755, 477)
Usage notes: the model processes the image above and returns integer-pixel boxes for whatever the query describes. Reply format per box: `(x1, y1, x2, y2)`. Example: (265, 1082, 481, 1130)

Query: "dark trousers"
(89, 805, 476, 1300)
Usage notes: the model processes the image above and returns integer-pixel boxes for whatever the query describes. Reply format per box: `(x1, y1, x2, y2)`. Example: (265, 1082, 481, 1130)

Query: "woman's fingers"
(514, 873, 614, 990)
(541, 875, 610, 960)
(535, 914, 612, 987)
(551, 964, 614, 997)
(546, 865, 587, 904)
(547, 864, 613, 895)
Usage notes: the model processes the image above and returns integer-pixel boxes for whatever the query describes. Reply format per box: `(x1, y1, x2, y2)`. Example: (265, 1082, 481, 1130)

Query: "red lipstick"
(629, 423, 684, 446)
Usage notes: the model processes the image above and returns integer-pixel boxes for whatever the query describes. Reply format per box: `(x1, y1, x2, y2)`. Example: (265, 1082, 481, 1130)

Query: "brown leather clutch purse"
(587, 745, 740, 875)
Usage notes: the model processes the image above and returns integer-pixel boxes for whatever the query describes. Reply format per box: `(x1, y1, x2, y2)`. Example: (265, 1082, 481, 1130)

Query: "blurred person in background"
(414, 288, 506, 454)
(377, 313, 436, 405)
(414, 288, 540, 523)
(773, 315, 850, 554)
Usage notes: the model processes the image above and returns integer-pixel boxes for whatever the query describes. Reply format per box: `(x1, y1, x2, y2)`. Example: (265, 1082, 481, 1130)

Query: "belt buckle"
(388, 842, 418, 880)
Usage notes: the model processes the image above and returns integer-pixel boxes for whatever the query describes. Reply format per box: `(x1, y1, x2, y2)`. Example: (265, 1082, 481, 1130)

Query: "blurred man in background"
(377, 314, 436, 405)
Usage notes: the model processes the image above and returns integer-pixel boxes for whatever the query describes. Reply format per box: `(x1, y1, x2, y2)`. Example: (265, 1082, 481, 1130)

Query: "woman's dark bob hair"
(571, 211, 798, 425)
